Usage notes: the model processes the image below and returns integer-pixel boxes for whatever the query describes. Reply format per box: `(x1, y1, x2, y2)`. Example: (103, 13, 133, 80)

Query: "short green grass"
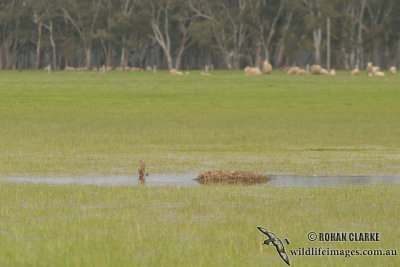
(0, 70, 399, 176)
(0, 183, 399, 266)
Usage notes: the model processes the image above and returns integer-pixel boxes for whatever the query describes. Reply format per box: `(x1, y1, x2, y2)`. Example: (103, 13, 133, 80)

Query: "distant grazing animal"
(389, 66, 397, 75)
(170, 69, 183, 75)
(320, 68, 329, 75)
(351, 67, 359, 76)
(311, 64, 322, 74)
(297, 69, 307, 75)
(44, 64, 51, 73)
(244, 66, 261, 75)
(287, 66, 300, 75)
(373, 71, 385, 77)
(366, 62, 374, 76)
(262, 60, 272, 75)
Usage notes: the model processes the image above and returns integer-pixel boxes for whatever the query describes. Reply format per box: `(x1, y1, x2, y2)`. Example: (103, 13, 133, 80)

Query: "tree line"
(1, 0, 399, 70)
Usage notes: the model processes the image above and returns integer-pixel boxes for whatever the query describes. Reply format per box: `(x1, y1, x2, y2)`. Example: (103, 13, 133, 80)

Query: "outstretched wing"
(273, 238, 290, 266)
(277, 249, 291, 266)
(257, 227, 273, 239)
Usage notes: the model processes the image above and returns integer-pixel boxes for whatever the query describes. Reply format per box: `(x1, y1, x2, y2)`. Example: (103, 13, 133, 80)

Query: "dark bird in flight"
(257, 227, 291, 266)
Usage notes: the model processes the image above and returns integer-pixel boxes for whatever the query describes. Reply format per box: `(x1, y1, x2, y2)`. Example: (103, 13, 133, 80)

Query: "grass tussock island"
(195, 170, 271, 185)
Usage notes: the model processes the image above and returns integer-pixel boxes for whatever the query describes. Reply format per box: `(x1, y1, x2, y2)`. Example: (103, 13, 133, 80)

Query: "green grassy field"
(1, 70, 399, 266)
(0, 183, 399, 266)
(0, 70, 399, 176)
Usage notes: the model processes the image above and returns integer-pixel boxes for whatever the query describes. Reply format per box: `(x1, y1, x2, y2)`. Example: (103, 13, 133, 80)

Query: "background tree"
(0, 0, 399, 70)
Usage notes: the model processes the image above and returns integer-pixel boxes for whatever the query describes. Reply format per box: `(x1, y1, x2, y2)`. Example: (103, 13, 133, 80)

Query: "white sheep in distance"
(262, 60, 272, 75)
(351, 67, 359, 76)
(389, 66, 397, 75)
(367, 62, 386, 76)
(287, 66, 300, 75)
(374, 71, 385, 77)
(367, 62, 374, 76)
(311, 64, 322, 74)
(244, 67, 261, 75)
(320, 68, 329, 75)
(170, 69, 183, 75)
(329, 69, 336, 76)
(44, 64, 51, 73)
(297, 69, 307, 75)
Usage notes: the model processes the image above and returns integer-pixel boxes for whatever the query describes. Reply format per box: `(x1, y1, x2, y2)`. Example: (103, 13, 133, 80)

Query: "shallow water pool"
(2, 174, 400, 187)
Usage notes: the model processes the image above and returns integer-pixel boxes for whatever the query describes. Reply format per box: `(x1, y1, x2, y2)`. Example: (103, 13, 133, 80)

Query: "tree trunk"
(223, 52, 232, 69)
(0, 49, 3, 69)
(313, 28, 322, 65)
(357, 0, 366, 69)
(341, 48, 349, 69)
(12, 37, 18, 70)
(120, 35, 126, 68)
(255, 40, 261, 68)
(107, 45, 112, 68)
(85, 47, 91, 69)
(264, 49, 270, 64)
(49, 20, 57, 69)
(5, 42, 11, 69)
(233, 49, 240, 70)
(350, 49, 355, 68)
(35, 22, 42, 69)
(276, 12, 292, 68)
(175, 46, 184, 70)
(121, 47, 126, 68)
(166, 53, 172, 69)
(276, 43, 285, 68)
(175, 30, 191, 70)
(327, 17, 331, 70)
(397, 39, 400, 67)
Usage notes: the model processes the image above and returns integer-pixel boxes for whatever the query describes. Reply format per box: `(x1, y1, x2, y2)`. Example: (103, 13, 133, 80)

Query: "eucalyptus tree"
(117, 0, 138, 68)
(149, 0, 196, 69)
(0, 0, 15, 69)
(0, 0, 32, 69)
(31, 0, 60, 69)
(364, 0, 393, 66)
(148, 0, 174, 69)
(244, 0, 284, 66)
(302, 0, 324, 65)
(60, 0, 102, 68)
(189, 0, 249, 69)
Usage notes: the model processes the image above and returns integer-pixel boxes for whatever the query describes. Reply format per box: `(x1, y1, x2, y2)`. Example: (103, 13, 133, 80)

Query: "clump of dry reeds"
(195, 170, 271, 185)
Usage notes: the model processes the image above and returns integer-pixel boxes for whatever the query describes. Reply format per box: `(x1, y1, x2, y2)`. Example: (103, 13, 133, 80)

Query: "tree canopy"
(0, 0, 399, 70)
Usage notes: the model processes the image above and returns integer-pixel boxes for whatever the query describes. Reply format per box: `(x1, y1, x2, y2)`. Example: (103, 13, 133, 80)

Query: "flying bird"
(257, 227, 291, 266)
